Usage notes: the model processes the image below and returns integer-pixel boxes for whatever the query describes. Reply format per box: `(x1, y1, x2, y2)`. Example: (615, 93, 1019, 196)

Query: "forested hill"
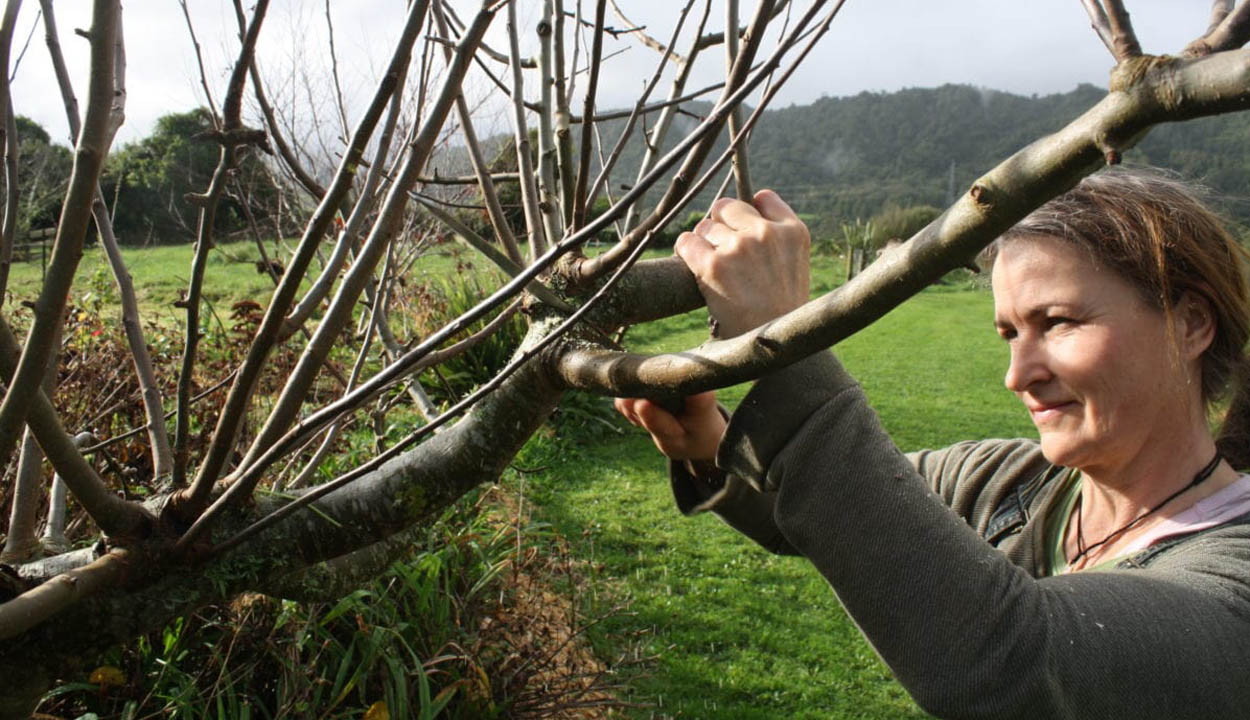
(600, 83, 1250, 225)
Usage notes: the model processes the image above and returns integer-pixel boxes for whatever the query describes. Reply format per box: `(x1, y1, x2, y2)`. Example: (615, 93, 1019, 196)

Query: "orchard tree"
(3, 0, 1250, 716)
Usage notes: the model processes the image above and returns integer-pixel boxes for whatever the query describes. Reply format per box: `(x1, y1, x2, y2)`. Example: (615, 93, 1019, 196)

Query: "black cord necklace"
(1070, 452, 1223, 566)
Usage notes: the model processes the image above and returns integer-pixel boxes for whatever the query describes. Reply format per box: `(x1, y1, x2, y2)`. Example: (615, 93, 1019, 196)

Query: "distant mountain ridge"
(425, 83, 1250, 230)
(601, 83, 1250, 225)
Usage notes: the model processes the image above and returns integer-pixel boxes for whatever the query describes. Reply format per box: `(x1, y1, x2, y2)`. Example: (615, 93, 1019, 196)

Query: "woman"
(615, 168, 1250, 719)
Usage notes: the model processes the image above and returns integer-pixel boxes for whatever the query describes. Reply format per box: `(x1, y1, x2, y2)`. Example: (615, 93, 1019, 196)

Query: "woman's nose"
(1003, 338, 1050, 393)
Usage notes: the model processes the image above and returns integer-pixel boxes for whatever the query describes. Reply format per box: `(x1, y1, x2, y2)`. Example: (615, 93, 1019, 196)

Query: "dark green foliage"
(13, 115, 73, 242)
(100, 108, 280, 244)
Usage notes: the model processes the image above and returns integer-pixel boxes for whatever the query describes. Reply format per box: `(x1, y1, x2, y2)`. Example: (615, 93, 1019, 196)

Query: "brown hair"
(982, 167, 1250, 466)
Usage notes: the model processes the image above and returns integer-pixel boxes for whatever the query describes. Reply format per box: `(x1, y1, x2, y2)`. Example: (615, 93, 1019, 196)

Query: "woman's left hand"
(674, 189, 811, 338)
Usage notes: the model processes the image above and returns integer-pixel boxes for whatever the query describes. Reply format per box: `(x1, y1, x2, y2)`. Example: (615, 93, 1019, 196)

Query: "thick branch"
(556, 51, 1250, 396)
(0, 0, 118, 476)
(0, 549, 129, 641)
(41, 0, 172, 481)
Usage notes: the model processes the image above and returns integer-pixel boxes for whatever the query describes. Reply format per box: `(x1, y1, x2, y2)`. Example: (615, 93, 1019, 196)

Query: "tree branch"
(431, 2, 525, 266)
(279, 45, 409, 339)
(180, 2, 499, 543)
(556, 51, 1250, 397)
(41, 0, 173, 481)
(171, 0, 270, 487)
(177, 0, 433, 515)
(1185, 1, 1250, 56)
(507, 0, 549, 261)
(578, 0, 797, 282)
(1079, 0, 1117, 57)
(724, 0, 752, 199)
(1104, 0, 1143, 60)
(0, 315, 151, 539)
(0, 0, 119, 479)
(572, 0, 606, 230)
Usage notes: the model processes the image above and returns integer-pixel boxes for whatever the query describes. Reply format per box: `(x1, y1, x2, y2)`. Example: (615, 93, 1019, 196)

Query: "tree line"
(15, 108, 277, 247)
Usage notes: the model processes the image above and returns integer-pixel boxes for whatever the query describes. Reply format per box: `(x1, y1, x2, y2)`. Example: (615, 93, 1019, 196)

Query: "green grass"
(3, 238, 479, 326)
(527, 266, 1039, 719)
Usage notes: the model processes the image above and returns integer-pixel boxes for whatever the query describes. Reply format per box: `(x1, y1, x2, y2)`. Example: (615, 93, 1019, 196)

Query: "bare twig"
(572, 0, 606, 230)
(431, 2, 524, 266)
(608, 0, 687, 64)
(1080, 0, 1115, 55)
(178, 0, 220, 123)
(617, 0, 712, 235)
(585, 0, 698, 220)
(0, 0, 20, 303)
(280, 45, 409, 338)
(412, 192, 573, 312)
(506, 0, 548, 262)
(1104, 0, 1143, 60)
(249, 61, 325, 199)
(323, 0, 351, 140)
(578, 0, 785, 282)
(171, 0, 271, 487)
(725, 0, 752, 199)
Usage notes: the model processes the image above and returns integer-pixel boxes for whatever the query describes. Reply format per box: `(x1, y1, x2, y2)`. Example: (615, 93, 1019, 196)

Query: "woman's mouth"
(1026, 400, 1077, 425)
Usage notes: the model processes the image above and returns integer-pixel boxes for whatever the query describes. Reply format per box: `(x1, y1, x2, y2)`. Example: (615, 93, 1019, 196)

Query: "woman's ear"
(1177, 290, 1216, 361)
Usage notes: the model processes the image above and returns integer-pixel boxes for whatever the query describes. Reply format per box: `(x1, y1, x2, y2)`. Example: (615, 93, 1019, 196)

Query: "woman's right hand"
(674, 189, 810, 338)
(614, 391, 725, 463)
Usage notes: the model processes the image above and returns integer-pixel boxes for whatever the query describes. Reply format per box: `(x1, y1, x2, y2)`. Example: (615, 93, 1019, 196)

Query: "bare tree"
(3, 1, 1250, 716)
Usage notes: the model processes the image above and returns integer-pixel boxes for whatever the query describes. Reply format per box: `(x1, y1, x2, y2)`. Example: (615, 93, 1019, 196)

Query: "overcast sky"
(8, 1, 1210, 146)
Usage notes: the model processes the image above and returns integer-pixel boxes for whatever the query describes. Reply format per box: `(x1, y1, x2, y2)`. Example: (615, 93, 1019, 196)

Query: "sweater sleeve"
(669, 352, 1048, 554)
(717, 351, 1250, 720)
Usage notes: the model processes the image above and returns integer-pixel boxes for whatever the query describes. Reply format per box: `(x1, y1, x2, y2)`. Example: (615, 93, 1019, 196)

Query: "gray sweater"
(672, 352, 1250, 719)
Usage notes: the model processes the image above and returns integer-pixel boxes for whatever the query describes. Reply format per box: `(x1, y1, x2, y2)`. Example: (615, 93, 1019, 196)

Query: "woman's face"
(990, 236, 1204, 474)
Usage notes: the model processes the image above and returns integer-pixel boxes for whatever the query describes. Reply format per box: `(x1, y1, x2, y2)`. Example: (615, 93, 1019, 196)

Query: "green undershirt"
(1045, 470, 1125, 576)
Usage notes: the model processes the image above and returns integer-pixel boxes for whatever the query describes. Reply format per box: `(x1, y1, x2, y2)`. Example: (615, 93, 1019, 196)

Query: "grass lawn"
(526, 263, 1039, 718)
